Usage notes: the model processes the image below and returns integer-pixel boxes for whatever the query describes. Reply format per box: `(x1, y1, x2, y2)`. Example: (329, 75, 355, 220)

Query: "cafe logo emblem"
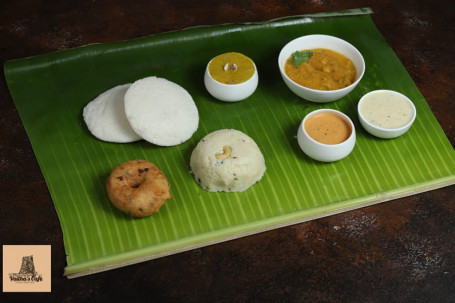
(2, 245, 51, 292)
(9, 255, 43, 283)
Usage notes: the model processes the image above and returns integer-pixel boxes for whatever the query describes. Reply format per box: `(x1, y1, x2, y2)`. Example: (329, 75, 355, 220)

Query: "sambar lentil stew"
(285, 48, 356, 90)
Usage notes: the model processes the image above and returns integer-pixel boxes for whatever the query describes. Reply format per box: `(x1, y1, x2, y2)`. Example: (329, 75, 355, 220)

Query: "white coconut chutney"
(359, 90, 414, 129)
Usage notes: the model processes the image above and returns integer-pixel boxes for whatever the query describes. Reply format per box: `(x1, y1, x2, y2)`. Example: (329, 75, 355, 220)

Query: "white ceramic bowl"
(358, 90, 416, 139)
(278, 34, 365, 103)
(297, 109, 356, 162)
(204, 57, 258, 102)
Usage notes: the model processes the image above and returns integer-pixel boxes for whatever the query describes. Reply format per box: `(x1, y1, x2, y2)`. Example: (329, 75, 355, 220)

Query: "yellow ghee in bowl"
(208, 52, 256, 84)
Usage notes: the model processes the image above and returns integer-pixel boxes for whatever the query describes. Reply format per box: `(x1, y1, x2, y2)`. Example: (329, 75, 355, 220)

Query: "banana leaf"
(4, 8, 455, 278)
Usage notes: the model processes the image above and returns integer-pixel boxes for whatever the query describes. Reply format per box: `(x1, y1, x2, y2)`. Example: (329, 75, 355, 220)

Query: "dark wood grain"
(1, 1, 454, 302)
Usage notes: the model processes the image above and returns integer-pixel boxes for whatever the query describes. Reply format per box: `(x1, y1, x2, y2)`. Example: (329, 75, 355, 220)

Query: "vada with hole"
(106, 160, 172, 217)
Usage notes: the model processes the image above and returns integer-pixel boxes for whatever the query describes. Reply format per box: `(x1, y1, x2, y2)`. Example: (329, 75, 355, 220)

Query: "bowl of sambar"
(278, 34, 365, 102)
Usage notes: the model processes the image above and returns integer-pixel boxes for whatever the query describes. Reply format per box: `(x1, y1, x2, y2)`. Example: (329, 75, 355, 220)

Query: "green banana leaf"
(4, 8, 455, 278)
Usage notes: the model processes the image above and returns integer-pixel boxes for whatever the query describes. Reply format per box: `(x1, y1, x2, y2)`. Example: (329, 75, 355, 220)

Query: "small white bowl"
(358, 90, 416, 139)
(297, 109, 356, 162)
(278, 34, 365, 103)
(204, 55, 258, 102)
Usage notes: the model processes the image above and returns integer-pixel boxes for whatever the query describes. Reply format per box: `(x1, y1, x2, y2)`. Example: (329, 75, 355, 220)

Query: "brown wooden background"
(1, 0, 454, 302)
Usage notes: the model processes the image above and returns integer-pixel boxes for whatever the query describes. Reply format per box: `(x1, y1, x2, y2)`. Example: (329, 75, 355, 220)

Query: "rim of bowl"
(206, 57, 258, 88)
(357, 89, 417, 132)
(278, 34, 365, 94)
(301, 108, 355, 147)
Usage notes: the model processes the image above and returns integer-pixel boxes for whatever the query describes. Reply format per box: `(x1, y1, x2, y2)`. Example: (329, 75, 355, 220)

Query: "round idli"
(190, 129, 266, 192)
(83, 84, 141, 143)
(124, 76, 199, 146)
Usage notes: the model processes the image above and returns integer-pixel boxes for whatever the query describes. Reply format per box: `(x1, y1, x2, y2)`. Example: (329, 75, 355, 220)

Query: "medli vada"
(106, 160, 172, 218)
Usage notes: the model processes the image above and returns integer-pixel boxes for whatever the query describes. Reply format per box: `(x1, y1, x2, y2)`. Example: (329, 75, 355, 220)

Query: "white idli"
(190, 129, 266, 192)
(83, 84, 141, 143)
(124, 76, 199, 146)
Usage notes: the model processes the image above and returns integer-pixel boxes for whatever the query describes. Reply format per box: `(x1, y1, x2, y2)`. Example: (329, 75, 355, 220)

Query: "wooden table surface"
(1, 0, 454, 302)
